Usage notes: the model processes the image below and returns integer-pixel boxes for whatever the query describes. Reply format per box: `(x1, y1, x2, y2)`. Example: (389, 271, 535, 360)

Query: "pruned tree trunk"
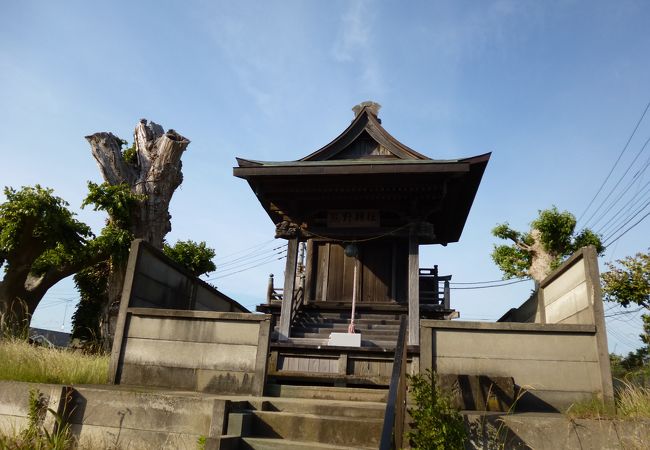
(86, 120, 190, 346)
(527, 229, 555, 285)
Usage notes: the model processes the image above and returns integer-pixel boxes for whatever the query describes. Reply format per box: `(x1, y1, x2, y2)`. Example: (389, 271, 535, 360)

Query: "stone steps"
(265, 383, 388, 403)
(275, 336, 398, 349)
(292, 322, 400, 331)
(230, 384, 387, 449)
(240, 437, 375, 450)
(248, 411, 383, 448)
(290, 330, 399, 341)
(258, 397, 385, 419)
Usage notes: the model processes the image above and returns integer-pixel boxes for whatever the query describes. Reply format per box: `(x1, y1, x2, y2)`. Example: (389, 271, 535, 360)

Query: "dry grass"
(616, 380, 650, 418)
(0, 338, 109, 385)
(566, 380, 650, 419)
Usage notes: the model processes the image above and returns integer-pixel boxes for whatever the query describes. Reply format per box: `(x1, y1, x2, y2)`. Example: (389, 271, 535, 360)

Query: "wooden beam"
(233, 161, 470, 177)
(408, 233, 420, 346)
(278, 238, 299, 340)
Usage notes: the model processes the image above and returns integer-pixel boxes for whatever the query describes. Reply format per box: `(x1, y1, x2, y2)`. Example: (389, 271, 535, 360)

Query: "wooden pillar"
(408, 233, 420, 346)
(278, 238, 299, 340)
(304, 240, 314, 303)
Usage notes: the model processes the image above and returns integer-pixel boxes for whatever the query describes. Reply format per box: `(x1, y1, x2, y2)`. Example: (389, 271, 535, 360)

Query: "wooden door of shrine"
(309, 240, 407, 303)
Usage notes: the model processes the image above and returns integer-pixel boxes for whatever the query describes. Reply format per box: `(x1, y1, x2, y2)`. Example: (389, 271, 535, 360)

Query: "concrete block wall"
(111, 309, 271, 396)
(539, 247, 603, 326)
(0, 381, 232, 450)
(420, 246, 614, 411)
(123, 239, 247, 313)
(420, 321, 605, 410)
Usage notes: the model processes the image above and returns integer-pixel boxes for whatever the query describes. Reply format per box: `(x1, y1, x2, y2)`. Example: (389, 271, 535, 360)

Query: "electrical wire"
(603, 206, 650, 247)
(217, 244, 287, 269)
(577, 100, 650, 226)
(596, 179, 650, 235)
(450, 278, 531, 289)
(214, 238, 277, 261)
(605, 307, 644, 318)
(209, 255, 287, 280)
(450, 277, 529, 285)
(583, 132, 650, 229)
(602, 196, 650, 242)
(209, 250, 287, 276)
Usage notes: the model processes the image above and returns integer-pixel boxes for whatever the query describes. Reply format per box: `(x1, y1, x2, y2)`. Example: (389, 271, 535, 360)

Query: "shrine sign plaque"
(327, 210, 379, 228)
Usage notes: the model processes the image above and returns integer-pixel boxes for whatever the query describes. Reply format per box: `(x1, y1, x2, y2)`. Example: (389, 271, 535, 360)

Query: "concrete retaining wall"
(420, 246, 614, 411)
(0, 381, 233, 450)
(111, 308, 271, 396)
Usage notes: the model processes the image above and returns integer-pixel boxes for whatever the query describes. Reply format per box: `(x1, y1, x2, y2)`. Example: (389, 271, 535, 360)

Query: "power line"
(602, 195, 650, 242)
(209, 255, 287, 280)
(451, 277, 529, 285)
(577, 100, 650, 226)
(212, 248, 287, 274)
(582, 131, 650, 229)
(604, 208, 650, 247)
(217, 244, 287, 269)
(214, 238, 277, 262)
(605, 307, 644, 318)
(450, 278, 531, 290)
(596, 178, 650, 235)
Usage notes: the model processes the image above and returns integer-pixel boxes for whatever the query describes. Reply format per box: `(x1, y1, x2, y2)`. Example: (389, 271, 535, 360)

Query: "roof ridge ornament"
(352, 101, 381, 119)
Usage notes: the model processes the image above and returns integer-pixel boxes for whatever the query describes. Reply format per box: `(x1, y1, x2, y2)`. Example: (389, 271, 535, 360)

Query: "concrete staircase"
(282, 305, 403, 348)
(232, 384, 388, 449)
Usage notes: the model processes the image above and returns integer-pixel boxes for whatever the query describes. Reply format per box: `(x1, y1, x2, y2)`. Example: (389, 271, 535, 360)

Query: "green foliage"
(163, 240, 216, 277)
(602, 249, 650, 309)
(530, 207, 576, 254)
(602, 249, 650, 354)
(406, 370, 467, 450)
(71, 261, 109, 345)
(121, 141, 137, 165)
(490, 245, 531, 279)
(491, 207, 604, 281)
(0, 186, 92, 271)
(82, 182, 144, 228)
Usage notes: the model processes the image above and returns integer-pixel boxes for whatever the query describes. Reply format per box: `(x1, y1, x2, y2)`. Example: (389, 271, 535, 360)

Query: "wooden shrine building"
(234, 102, 490, 350)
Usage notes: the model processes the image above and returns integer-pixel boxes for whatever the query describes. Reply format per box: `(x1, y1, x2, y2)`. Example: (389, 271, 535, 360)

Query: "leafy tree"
(602, 249, 650, 362)
(0, 185, 122, 335)
(491, 206, 604, 284)
(163, 240, 216, 277)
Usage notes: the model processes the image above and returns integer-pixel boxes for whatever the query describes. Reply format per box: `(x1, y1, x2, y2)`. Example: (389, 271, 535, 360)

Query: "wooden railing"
(267, 273, 305, 324)
(419, 265, 451, 308)
(379, 315, 408, 450)
(266, 274, 283, 302)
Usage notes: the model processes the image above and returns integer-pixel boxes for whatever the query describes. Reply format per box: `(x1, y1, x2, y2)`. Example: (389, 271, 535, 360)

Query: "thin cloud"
(332, 0, 370, 62)
(331, 0, 384, 96)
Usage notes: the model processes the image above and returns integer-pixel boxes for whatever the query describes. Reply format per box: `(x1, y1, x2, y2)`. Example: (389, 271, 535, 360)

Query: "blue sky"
(1, 0, 649, 354)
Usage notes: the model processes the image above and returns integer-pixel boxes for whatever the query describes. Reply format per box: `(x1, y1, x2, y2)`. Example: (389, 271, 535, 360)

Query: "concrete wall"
(421, 247, 614, 411)
(539, 246, 603, 326)
(111, 309, 271, 396)
(421, 321, 605, 410)
(0, 381, 234, 450)
(122, 239, 248, 313)
(497, 291, 540, 323)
